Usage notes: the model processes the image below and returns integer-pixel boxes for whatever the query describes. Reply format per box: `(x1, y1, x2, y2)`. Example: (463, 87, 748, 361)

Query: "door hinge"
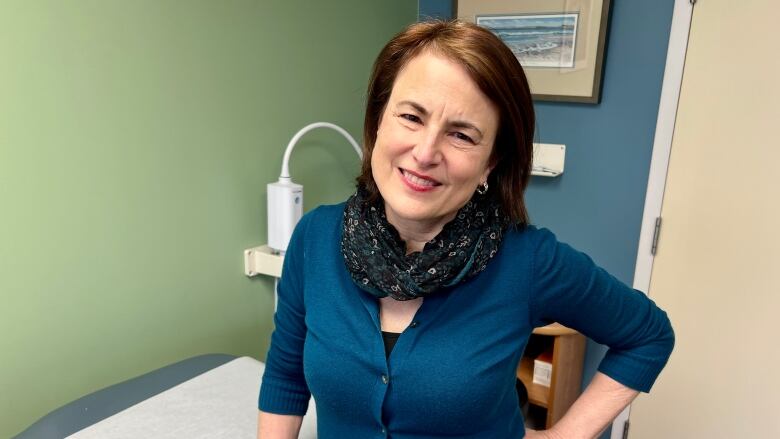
(622, 420, 630, 439)
(651, 217, 662, 255)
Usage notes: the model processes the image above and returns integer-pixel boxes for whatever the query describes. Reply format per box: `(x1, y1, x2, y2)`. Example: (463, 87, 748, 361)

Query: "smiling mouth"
(399, 168, 442, 188)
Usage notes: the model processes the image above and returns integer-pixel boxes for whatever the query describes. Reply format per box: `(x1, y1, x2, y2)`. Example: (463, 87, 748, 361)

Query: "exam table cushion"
(16, 354, 317, 439)
(17, 354, 236, 438)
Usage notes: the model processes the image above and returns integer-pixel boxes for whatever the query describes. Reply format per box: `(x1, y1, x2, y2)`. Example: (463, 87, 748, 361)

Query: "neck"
(385, 208, 456, 255)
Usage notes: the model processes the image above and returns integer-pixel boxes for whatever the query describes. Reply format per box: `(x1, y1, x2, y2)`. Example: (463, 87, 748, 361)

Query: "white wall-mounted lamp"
(267, 122, 362, 254)
(245, 122, 362, 278)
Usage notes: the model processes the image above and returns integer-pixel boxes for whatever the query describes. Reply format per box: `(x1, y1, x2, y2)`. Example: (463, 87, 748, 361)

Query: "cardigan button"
(409, 321, 418, 328)
(381, 374, 389, 384)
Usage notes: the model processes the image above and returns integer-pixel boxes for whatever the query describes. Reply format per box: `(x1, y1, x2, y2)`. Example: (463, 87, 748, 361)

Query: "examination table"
(15, 354, 317, 438)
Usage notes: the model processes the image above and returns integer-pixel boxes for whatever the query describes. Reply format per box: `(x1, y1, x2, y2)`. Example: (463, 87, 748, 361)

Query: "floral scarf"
(341, 186, 510, 301)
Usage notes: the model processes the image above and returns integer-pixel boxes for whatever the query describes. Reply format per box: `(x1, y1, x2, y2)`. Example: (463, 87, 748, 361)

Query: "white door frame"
(610, 0, 694, 437)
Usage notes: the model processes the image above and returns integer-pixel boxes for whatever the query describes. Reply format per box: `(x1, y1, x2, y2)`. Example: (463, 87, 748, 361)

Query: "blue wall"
(417, 0, 453, 20)
(419, 0, 675, 435)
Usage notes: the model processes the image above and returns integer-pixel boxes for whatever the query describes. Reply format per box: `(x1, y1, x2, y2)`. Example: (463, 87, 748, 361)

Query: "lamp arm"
(279, 122, 363, 181)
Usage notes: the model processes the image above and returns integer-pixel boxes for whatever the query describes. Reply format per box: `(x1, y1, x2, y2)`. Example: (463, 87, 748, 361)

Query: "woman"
(258, 20, 674, 439)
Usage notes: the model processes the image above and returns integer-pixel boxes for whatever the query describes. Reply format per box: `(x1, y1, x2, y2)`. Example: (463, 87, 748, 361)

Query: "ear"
(480, 162, 496, 183)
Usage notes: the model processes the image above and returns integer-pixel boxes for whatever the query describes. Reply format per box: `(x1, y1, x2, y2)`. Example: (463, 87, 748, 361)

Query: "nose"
(412, 129, 442, 166)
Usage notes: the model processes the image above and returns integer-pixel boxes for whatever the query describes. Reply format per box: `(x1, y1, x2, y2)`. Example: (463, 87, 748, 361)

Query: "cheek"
(371, 140, 390, 171)
(451, 156, 491, 186)
(373, 127, 407, 166)
(370, 142, 397, 188)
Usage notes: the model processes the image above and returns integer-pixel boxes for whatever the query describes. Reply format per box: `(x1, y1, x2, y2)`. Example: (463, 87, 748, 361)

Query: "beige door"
(627, 0, 780, 437)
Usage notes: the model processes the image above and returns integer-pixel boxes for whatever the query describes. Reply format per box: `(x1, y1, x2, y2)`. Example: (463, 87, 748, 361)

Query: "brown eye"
(400, 114, 422, 124)
(453, 132, 475, 144)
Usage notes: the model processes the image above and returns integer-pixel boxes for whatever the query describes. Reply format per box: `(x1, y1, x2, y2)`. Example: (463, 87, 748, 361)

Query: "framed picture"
(457, 0, 611, 103)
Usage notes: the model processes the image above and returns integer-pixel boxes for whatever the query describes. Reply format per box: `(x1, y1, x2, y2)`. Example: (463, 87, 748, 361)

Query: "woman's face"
(371, 51, 499, 229)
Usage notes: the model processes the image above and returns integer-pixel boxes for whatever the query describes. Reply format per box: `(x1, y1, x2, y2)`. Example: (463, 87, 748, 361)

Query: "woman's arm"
(258, 212, 316, 437)
(529, 228, 675, 393)
(526, 229, 674, 438)
(526, 372, 638, 439)
(257, 410, 303, 439)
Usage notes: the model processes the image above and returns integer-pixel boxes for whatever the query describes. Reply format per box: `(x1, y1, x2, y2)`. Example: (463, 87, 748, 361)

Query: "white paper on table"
(67, 356, 317, 439)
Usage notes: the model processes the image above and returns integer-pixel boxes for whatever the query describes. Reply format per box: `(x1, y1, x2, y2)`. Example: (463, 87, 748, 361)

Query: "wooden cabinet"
(516, 323, 586, 429)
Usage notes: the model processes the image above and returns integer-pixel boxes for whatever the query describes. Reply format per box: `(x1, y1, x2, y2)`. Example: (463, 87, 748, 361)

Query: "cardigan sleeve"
(528, 227, 675, 393)
(258, 210, 314, 415)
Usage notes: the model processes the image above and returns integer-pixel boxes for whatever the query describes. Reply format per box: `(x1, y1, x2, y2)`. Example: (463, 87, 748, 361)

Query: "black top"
(381, 331, 402, 358)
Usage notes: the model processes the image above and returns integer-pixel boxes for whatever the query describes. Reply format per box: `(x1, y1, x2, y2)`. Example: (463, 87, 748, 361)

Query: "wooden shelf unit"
(516, 323, 586, 429)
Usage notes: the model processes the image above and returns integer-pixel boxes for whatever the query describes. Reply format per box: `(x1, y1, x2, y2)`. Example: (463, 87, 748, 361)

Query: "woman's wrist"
(525, 427, 565, 439)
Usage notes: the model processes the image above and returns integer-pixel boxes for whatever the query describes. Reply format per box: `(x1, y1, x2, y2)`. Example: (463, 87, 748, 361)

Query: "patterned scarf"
(341, 186, 510, 301)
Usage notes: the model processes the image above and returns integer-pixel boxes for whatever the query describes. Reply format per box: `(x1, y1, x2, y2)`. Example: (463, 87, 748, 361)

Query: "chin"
(398, 207, 436, 222)
(384, 194, 447, 224)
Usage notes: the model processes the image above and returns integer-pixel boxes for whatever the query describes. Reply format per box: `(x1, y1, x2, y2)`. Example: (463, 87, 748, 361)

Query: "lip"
(398, 167, 442, 192)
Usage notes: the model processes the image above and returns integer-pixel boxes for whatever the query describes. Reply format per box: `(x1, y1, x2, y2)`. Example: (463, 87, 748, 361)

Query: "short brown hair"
(356, 20, 535, 226)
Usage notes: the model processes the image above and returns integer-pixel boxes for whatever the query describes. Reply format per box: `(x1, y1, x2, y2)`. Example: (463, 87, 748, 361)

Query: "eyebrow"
(396, 100, 484, 138)
(398, 99, 429, 116)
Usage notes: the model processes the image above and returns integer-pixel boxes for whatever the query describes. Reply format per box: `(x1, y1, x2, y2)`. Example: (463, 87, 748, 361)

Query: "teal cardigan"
(259, 203, 674, 438)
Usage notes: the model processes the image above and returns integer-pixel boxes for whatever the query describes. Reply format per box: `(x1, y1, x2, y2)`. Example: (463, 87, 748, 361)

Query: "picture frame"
(456, 0, 611, 103)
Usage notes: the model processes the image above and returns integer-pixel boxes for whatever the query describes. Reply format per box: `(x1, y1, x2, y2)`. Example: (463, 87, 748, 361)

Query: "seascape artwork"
(477, 14, 578, 68)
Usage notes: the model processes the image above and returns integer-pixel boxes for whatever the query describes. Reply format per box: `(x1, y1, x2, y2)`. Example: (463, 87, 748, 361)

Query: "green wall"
(0, 1, 416, 436)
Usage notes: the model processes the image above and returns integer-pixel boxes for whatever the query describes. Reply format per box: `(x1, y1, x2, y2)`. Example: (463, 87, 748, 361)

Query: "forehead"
(389, 52, 497, 119)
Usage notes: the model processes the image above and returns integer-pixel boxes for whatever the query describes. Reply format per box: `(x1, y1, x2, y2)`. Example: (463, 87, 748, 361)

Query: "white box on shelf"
(532, 350, 553, 387)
